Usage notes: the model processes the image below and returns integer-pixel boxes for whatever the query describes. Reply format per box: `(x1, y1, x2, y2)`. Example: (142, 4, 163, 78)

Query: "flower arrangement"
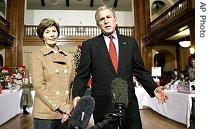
(0, 66, 32, 90)
(73, 45, 93, 88)
(0, 66, 14, 89)
(1, 69, 9, 76)
(73, 45, 82, 73)
(0, 66, 10, 81)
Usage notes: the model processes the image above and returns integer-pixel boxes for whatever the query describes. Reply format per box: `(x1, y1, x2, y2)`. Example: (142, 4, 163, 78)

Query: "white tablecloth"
(142, 90, 195, 128)
(0, 90, 20, 125)
(134, 87, 147, 109)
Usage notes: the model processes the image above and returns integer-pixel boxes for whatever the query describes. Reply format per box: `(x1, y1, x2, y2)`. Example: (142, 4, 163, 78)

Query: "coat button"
(65, 90, 69, 94)
(53, 103, 57, 107)
(56, 91, 60, 95)
(44, 96, 48, 99)
(64, 70, 68, 74)
(55, 69, 59, 73)
(49, 100, 52, 103)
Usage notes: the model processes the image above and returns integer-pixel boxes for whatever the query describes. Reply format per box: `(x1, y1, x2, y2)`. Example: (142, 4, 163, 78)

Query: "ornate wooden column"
(133, 0, 152, 71)
(5, 0, 25, 66)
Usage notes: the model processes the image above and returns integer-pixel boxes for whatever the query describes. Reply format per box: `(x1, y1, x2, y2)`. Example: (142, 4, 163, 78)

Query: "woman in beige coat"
(31, 18, 75, 129)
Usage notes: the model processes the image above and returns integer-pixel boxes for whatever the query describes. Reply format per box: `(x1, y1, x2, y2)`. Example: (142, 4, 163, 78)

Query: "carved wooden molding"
(0, 15, 14, 48)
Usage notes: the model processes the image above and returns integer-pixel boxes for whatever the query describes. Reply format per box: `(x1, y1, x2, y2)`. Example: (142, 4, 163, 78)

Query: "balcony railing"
(148, 0, 193, 33)
(144, 0, 194, 46)
(24, 25, 134, 38)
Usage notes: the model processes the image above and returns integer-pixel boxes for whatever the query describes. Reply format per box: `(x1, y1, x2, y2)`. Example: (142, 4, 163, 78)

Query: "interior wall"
(152, 45, 191, 72)
(179, 47, 191, 70)
(24, 10, 134, 26)
(152, 45, 176, 71)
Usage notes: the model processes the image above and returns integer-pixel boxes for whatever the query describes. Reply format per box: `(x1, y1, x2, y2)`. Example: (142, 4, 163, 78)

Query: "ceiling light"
(167, 28, 190, 40)
(179, 41, 191, 47)
(190, 48, 195, 54)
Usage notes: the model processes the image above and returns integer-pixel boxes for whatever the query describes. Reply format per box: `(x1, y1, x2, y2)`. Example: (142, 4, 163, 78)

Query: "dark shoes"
(23, 105, 30, 114)
(23, 110, 29, 114)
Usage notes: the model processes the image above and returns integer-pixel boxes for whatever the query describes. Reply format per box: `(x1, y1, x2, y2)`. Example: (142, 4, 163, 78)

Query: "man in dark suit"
(72, 5, 168, 129)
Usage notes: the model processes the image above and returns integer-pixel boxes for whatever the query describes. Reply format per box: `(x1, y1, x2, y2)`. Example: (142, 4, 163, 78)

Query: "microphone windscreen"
(111, 77, 129, 108)
(68, 96, 95, 129)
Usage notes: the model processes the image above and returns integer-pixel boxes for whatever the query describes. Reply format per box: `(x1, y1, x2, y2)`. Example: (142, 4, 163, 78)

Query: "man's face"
(191, 59, 195, 68)
(96, 9, 117, 35)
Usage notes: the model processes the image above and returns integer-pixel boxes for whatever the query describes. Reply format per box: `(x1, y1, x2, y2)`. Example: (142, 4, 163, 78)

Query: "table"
(0, 89, 97, 128)
(0, 90, 20, 125)
(142, 90, 195, 128)
(134, 87, 147, 109)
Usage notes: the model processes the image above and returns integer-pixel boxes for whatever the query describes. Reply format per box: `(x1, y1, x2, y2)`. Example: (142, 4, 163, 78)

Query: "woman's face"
(174, 71, 177, 76)
(5, 75, 12, 83)
(43, 26, 58, 47)
(180, 73, 184, 78)
(96, 9, 117, 35)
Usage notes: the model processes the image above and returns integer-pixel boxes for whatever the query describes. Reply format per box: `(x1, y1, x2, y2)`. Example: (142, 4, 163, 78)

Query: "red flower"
(2, 66, 9, 70)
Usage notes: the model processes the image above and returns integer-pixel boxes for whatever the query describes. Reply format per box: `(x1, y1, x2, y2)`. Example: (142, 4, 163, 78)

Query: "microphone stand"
(114, 103, 126, 129)
(90, 103, 126, 129)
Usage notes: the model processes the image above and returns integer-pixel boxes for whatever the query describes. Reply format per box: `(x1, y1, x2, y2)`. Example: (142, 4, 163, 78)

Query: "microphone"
(90, 78, 129, 129)
(68, 96, 95, 129)
(111, 77, 129, 109)
(111, 77, 128, 128)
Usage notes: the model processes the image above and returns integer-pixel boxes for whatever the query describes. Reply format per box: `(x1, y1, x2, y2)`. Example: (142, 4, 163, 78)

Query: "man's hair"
(36, 18, 60, 39)
(95, 5, 116, 23)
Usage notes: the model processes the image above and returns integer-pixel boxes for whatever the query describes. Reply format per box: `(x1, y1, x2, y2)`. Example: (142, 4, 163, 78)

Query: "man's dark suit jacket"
(73, 33, 158, 128)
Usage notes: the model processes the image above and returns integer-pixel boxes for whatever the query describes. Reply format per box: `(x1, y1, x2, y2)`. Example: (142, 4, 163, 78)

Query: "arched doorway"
(0, 0, 6, 18)
(0, 54, 3, 67)
(154, 49, 175, 85)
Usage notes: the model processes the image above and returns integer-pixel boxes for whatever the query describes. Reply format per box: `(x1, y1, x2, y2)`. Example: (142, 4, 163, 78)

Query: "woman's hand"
(61, 106, 74, 123)
(73, 96, 81, 108)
